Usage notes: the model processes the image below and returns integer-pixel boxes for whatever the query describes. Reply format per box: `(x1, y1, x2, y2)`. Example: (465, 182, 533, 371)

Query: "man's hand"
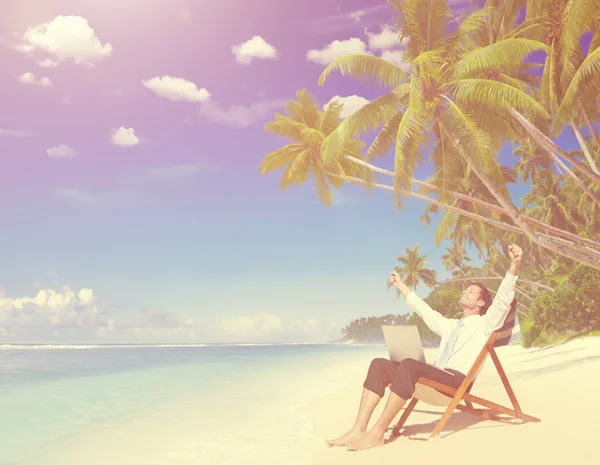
(389, 271, 402, 288)
(508, 244, 523, 263)
(508, 244, 522, 275)
(389, 271, 411, 297)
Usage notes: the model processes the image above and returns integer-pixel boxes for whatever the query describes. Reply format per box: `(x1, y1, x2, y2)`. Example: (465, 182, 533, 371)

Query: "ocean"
(0, 343, 385, 465)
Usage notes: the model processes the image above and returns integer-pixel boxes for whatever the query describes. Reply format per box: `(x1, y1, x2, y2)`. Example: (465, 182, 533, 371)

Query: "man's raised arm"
(484, 244, 522, 334)
(390, 271, 455, 337)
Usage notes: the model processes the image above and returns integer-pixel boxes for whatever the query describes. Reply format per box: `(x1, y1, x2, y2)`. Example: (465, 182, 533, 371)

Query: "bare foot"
(326, 428, 365, 447)
(346, 430, 384, 451)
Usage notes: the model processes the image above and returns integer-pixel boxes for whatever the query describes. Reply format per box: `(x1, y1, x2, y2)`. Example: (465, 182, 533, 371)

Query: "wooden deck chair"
(391, 299, 540, 440)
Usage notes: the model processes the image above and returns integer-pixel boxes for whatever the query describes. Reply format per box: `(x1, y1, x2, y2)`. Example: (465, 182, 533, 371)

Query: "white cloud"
(142, 76, 211, 103)
(349, 10, 366, 22)
(0, 285, 107, 339)
(232, 35, 277, 65)
(381, 50, 411, 70)
(366, 25, 400, 50)
(303, 4, 390, 34)
(18, 15, 112, 66)
(59, 97, 73, 105)
(0, 128, 36, 138)
(198, 98, 284, 128)
(0, 284, 196, 342)
(38, 58, 58, 68)
(111, 127, 140, 147)
(124, 309, 196, 341)
(220, 311, 338, 342)
(324, 95, 370, 118)
(221, 311, 283, 336)
(307, 38, 368, 65)
(47, 144, 78, 158)
(17, 72, 52, 86)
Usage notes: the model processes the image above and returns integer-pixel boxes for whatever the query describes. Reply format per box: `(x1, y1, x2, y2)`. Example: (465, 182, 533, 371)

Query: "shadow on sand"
(386, 411, 516, 442)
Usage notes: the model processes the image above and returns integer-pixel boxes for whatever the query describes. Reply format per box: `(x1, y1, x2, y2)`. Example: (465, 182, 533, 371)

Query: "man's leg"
(346, 359, 465, 451)
(327, 358, 398, 446)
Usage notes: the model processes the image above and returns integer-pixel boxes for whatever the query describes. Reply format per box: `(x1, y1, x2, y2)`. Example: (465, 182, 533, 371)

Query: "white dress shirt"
(404, 272, 518, 376)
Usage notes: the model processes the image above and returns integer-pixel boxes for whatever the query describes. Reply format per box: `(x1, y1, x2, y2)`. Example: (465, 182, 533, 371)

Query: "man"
(327, 244, 522, 451)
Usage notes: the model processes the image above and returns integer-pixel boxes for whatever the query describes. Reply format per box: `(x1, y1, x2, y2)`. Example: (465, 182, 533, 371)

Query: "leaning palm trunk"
(343, 156, 600, 251)
(510, 108, 600, 185)
(571, 123, 600, 174)
(582, 107, 600, 150)
(328, 171, 523, 234)
(442, 131, 600, 270)
(331, 170, 600, 270)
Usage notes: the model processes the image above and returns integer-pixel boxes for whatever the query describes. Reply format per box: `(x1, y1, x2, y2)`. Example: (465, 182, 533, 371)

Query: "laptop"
(381, 325, 426, 363)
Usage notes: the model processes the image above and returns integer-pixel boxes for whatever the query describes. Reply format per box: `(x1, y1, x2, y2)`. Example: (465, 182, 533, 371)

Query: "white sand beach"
(307, 337, 600, 465)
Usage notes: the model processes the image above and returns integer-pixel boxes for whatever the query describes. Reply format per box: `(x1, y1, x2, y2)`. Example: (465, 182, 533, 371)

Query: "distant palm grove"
(260, 0, 600, 347)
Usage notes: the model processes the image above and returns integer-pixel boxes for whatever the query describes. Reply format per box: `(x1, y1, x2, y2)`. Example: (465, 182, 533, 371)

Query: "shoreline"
(304, 337, 600, 465)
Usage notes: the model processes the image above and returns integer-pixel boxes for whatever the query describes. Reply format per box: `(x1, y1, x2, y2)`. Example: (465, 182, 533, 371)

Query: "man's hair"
(471, 282, 493, 315)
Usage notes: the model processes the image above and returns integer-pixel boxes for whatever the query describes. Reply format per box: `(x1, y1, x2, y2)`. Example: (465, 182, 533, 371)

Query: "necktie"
(434, 320, 464, 369)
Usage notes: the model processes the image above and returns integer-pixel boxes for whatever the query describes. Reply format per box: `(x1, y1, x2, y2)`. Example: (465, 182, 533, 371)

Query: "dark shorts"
(363, 357, 466, 399)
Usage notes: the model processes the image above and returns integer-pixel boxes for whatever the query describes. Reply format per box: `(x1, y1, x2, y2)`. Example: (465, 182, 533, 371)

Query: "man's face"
(459, 285, 484, 312)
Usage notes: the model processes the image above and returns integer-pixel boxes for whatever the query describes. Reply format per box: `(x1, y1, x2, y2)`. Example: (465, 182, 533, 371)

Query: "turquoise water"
(0, 343, 383, 465)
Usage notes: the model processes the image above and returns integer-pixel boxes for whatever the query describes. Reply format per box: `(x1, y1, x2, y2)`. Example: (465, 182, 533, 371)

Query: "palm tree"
(393, 245, 437, 290)
(258, 89, 375, 205)
(514, 0, 600, 174)
(315, 0, 600, 269)
(522, 171, 576, 232)
(512, 139, 553, 184)
(441, 243, 472, 275)
(260, 90, 539, 239)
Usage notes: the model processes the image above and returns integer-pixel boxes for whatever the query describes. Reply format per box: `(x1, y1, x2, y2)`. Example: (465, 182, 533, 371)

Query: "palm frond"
(453, 38, 549, 79)
(560, 0, 599, 62)
(320, 100, 343, 135)
(318, 54, 407, 90)
(320, 89, 402, 164)
(430, 124, 464, 202)
(402, 0, 451, 55)
(452, 78, 550, 119)
(287, 149, 310, 184)
(444, 6, 492, 59)
(590, 20, 600, 56)
(264, 114, 308, 142)
(555, 45, 600, 130)
(435, 209, 459, 246)
(286, 89, 321, 128)
(312, 167, 334, 206)
(366, 111, 403, 160)
(439, 97, 505, 190)
(393, 67, 430, 206)
(259, 144, 304, 174)
(540, 44, 559, 113)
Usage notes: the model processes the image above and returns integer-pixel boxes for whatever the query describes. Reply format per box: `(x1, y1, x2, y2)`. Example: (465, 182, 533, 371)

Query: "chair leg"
(392, 398, 418, 436)
(488, 347, 524, 418)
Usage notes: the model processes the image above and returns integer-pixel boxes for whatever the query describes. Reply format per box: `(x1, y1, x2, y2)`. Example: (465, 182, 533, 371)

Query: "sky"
(0, 0, 584, 344)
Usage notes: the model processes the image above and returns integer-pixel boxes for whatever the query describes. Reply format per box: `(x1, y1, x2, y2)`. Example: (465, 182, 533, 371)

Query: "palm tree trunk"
(571, 122, 600, 174)
(469, 162, 600, 269)
(331, 170, 600, 270)
(442, 130, 600, 270)
(329, 172, 523, 234)
(582, 107, 600, 150)
(343, 156, 600, 251)
(510, 108, 600, 184)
